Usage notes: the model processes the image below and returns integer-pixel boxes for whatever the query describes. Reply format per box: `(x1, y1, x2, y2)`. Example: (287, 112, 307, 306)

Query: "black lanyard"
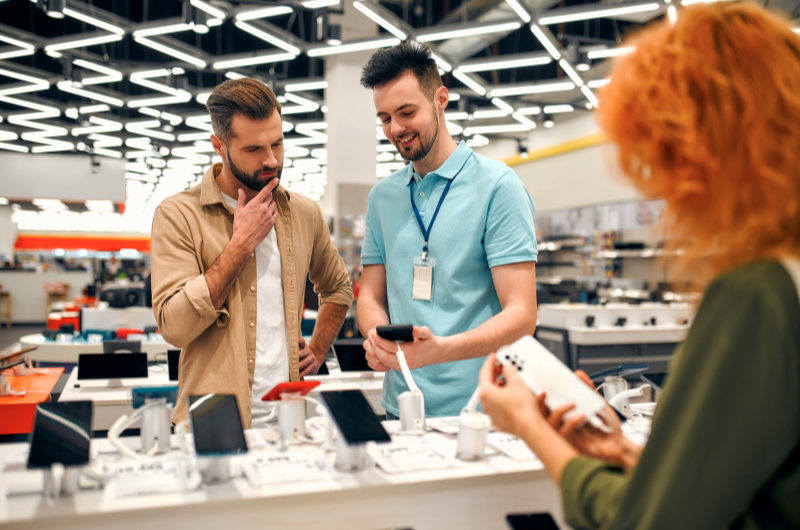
(409, 177, 454, 259)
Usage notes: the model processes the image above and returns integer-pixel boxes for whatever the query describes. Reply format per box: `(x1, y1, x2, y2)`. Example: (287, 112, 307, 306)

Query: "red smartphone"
(261, 381, 320, 401)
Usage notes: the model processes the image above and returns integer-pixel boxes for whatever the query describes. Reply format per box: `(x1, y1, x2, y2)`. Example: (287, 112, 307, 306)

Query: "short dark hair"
(206, 78, 281, 144)
(360, 41, 443, 100)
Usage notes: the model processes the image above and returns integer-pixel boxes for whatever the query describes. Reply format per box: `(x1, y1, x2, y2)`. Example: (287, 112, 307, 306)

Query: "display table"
(19, 335, 176, 364)
(0, 424, 565, 530)
(58, 364, 386, 430)
(0, 367, 64, 435)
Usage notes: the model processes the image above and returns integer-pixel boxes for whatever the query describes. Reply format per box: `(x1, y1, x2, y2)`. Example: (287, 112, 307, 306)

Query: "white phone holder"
(602, 379, 650, 419)
(334, 430, 369, 472)
(395, 343, 426, 434)
(197, 456, 231, 483)
(455, 387, 490, 461)
(277, 393, 306, 443)
(140, 398, 172, 455)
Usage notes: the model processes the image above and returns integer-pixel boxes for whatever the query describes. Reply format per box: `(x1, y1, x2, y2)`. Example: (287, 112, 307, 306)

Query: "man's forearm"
(204, 237, 251, 310)
(440, 305, 537, 363)
(309, 303, 349, 361)
(356, 295, 391, 337)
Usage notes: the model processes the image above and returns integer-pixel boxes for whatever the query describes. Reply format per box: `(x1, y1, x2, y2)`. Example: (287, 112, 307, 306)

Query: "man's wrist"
(435, 334, 456, 364)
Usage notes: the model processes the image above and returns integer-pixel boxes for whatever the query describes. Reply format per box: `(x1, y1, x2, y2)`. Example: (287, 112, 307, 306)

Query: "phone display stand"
(334, 431, 369, 472)
(601, 378, 650, 419)
(140, 398, 172, 455)
(197, 456, 231, 483)
(456, 411, 491, 461)
(278, 394, 307, 443)
(44, 464, 82, 500)
(395, 345, 426, 434)
(106, 379, 124, 388)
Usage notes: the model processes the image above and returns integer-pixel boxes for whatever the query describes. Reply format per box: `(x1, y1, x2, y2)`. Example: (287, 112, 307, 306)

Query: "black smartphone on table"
(320, 390, 391, 445)
(506, 513, 561, 530)
(27, 401, 93, 469)
(187, 394, 248, 456)
(376, 324, 414, 342)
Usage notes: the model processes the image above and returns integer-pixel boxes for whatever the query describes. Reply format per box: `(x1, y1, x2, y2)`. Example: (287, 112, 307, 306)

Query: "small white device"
(496, 336, 614, 433)
(455, 386, 491, 461)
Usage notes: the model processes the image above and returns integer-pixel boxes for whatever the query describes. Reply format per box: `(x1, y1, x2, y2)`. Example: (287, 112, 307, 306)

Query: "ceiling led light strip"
(286, 122, 328, 147)
(430, 52, 452, 72)
(530, 24, 561, 60)
(73, 60, 123, 85)
(87, 133, 123, 158)
(538, 3, 660, 25)
(512, 112, 536, 128)
(505, 0, 532, 23)
(581, 85, 599, 107)
(62, 8, 126, 35)
(457, 55, 551, 72)
(56, 81, 125, 107)
(284, 81, 328, 92)
(130, 69, 182, 95)
(133, 36, 207, 68)
(464, 123, 532, 135)
(0, 70, 71, 152)
(558, 59, 584, 87)
(491, 98, 515, 113)
(353, 2, 407, 40)
(213, 52, 295, 69)
(128, 91, 192, 108)
(588, 79, 610, 89)
(282, 93, 321, 115)
(190, 0, 226, 20)
(490, 81, 574, 97)
(0, 34, 36, 60)
(234, 21, 301, 56)
(417, 21, 522, 42)
(0, 67, 49, 96)
(125, 120, 176, 141)
(71, 116, 124, 136)
(452, 70, 486, 96)
(45, 34, 123, 53)
(307, 37, 400, 57)
(543, 104, 574, 114)
(236, 6, 293, 21)
(133, 24, 194, 38)
(303, 0, 339, 8)
(587, 47, 636, 59)
(0, 130, 28, 153)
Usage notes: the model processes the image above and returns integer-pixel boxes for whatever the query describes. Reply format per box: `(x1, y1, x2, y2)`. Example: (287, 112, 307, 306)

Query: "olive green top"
(560, 259, 800, 530)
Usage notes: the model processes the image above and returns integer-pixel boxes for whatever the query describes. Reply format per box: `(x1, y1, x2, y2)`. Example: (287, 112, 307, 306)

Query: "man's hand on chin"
(298, 336, 322, 377)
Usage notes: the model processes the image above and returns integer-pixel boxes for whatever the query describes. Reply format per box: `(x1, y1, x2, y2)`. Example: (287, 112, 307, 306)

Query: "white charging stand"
(334, 431, 369, 472)
(395, 343, 426, 434)
(278, 392, 307, 443)
(140, 397, 172, 455)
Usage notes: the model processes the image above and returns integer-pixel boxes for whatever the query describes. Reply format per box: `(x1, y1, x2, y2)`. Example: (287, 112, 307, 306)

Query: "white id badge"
(412, 257, 435, 301)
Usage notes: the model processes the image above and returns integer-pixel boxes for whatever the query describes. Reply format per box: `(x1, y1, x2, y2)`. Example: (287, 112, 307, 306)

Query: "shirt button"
(249, 322, 254, 328)
(250, 286, 255, 292)
(249, 359, 253, 364)
(251, 252, 255, 257)
(420, 192, 424, 197)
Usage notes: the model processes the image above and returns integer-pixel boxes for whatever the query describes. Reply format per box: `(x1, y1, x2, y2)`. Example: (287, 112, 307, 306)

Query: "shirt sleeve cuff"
(319, 286, 354, 308)
(560, 456, 626, 530)
(182, 274, 230, 326)
(487, 253, 538, 268)
(360, 255, 385, 266)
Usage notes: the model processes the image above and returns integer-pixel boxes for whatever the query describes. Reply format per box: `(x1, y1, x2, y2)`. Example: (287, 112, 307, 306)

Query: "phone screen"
(78, 353, 148, 380)
(188, 394, 247, 456)
(333, 339, 372, 372)
(27, 401, 93, 469)
(320, 390, 391, 445)
(167, 349, 180, 381)
(506, 513, 561, 530)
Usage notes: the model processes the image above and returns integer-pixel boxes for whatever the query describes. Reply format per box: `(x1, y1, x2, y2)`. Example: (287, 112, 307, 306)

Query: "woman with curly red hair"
(480, 3, 800, 528)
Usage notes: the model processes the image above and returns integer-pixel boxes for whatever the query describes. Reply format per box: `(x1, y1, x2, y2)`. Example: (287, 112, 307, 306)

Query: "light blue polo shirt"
(362, 141, 538, 417)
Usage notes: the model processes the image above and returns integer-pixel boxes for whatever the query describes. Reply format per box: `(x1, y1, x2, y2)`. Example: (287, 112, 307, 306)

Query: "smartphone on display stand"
(187, 394, 248, 457)
(640, 373, 668, 392)
(506, 513, 561, 530)
(27, 401, 93, 469)
(320, 390, 391, 445)
(261, 381, 320, 401)
(376, 324, 414, 343)
(132, 386, 178, 408)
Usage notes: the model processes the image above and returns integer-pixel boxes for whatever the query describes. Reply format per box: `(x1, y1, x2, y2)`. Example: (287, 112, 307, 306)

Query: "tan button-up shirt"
(150, 164, 353, 428)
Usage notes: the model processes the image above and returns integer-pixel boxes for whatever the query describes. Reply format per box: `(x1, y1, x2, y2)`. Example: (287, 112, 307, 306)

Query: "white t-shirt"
(221, 191, 290, 428)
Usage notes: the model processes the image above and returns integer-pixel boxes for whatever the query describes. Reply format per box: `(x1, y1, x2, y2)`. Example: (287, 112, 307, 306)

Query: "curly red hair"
(599, 2, 800, 282)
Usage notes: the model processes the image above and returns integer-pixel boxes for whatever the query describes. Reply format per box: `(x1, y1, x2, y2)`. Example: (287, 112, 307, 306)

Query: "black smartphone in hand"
(506, 513, 561, 530)
(376, 324, 414, 342)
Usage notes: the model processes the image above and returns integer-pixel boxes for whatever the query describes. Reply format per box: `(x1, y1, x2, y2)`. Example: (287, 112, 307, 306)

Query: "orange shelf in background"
(0, 367, 65, 435)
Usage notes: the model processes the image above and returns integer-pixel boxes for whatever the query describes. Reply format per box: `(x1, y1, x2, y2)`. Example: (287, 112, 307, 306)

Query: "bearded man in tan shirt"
(150, 78, 352, 428)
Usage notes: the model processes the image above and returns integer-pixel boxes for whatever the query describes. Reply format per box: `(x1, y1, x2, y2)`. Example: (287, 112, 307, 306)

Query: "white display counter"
(0, 425, 564, 530)
(20, 334, 175, 364)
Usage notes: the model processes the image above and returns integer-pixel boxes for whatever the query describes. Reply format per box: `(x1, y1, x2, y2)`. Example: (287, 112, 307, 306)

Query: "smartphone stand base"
(140, 399, 172, 455)
(398, 390, 426, 433)
(334, 433, 368, 472)
(278, 399, 306, 442)
(197, 456, 231, 484)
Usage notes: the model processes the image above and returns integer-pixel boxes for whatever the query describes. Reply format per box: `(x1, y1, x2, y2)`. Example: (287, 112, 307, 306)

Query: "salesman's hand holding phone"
(365, 325, 445, 371)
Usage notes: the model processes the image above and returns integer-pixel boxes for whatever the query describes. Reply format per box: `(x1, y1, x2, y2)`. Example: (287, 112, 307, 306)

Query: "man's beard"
(395, 111, 439, 163)
(227, 150, 282, 192)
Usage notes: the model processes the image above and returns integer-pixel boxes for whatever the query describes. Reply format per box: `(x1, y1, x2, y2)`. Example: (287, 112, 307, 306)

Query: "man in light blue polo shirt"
(357, 41, 539, 418)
